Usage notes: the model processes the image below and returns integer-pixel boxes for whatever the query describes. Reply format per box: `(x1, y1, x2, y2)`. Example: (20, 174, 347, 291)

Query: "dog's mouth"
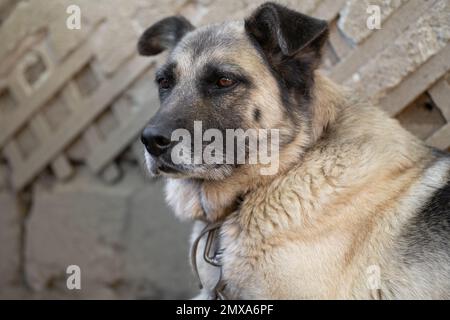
(157, 163, 180, 174)
(144, 150, 236, 180)
(156, 162, 185, 177)
(144, 151, 183, 177)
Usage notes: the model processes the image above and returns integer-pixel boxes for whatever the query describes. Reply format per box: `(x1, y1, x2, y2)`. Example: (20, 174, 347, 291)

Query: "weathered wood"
(428, 76, 450, 122)
(99, 163, 122, 184)
(87, 81, 158, 173)
(51, 155, 74, 181)
(2, 141, 21, 170)
(330, 0, 435, 83)
(9, 54, 154, 190)
(379, 45, 450, 117)
(312, 0, 347, 22)
(427, 123, 450, 150)
(0, 42, 93, 147)
(328, 21, 353, 60)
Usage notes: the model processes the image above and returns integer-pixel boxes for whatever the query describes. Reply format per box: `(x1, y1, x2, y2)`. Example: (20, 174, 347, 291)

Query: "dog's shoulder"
(393, 151, 450, 297)
(405, 150, 450, 245)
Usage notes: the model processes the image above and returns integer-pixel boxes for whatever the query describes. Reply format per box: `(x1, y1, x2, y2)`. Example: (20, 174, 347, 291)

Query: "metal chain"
(190, 221, 228, 300)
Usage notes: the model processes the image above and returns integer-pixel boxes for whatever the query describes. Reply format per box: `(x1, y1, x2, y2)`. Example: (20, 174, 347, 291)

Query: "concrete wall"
(0, 0, 449, 299)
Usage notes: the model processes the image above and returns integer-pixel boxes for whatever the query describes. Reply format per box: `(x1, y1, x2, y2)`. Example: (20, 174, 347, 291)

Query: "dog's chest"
(211, 220, 361, 299)
(186, 212, 370, 299)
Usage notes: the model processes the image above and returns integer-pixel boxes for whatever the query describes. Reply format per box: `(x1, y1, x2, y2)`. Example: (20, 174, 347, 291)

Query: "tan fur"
(165, 73, 449, 299)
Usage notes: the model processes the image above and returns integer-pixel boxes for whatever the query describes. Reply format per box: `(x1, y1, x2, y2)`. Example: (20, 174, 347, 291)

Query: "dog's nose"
(141, 126, 172, 157)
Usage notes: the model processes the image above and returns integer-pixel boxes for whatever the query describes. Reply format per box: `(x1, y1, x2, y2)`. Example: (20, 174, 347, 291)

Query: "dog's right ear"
(245, 3, 328, 59)
(138, 16, 194, 56)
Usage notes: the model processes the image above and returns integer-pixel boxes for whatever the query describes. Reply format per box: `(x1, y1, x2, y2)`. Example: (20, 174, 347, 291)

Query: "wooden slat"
(312, 0, 346, 21)
(379, 44, 450, 116)
(428, 76, 450, 121)
(330, 0, 437, 83)
(29, 114, 50, 139)
(51, 155, 74, 181)
(87, 86, 158, 173)
(99, 163, 121, 184)
(3, 141, 22, 171)
(29, 113, 74, 181)
(427, 123, 450, 150)
(328, 21, 353, 60)
(84, 125, 103, 149)
(0, 41, 93, 147)
(10, 54, 154, 189)
(83, 124, 121, 183)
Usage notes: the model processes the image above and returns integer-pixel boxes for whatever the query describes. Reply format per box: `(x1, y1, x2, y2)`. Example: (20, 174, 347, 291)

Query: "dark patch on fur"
(398, 160, 450, 265)
(244, 2, 328, 57)
(244, 2, 329, 135)
(253, 108, 261, 122)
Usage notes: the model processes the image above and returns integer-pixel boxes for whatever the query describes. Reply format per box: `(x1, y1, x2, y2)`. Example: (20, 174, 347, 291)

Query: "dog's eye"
(158, 78, 171, 90)
(216, 77, 235, 88)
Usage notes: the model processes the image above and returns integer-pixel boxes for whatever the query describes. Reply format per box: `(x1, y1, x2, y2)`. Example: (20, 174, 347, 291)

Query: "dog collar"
(190, 220, 228, 300)
(190, 193, 246, 299)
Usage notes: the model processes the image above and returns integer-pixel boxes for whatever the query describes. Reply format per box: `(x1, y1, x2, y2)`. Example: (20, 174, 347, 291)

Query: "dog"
(138, 2, 450, 299)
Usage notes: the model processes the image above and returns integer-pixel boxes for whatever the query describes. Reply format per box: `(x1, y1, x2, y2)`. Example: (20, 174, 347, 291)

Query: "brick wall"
(0, 0, 449, 299)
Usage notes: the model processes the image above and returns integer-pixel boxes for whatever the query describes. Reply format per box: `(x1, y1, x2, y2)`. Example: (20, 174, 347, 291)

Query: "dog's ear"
(138, 16, 195, 56)
(245, 2, 328, 59)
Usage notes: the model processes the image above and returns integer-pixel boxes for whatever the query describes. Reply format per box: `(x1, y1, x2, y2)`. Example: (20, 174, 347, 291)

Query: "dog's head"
(139, 2, 329, 180)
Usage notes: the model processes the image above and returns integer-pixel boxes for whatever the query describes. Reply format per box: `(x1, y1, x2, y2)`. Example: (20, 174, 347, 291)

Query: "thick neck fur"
(165, 73, 429, 224)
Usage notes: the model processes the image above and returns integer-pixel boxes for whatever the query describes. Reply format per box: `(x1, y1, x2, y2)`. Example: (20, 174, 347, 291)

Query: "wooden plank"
(428, 77, 450, 121)
(0, 41, 93, 147)
(29, 114, 50, 139)
(84, 125, 103, 149)
(330, 0, 437, 83)
(379, 44, 450, 117)
(328, 21, 353, 60)
(111, 97, 131, 122)
(60, 81, 81, 112)
(29, 113, 74, 181)
(7, 74, 27, 103)
(51, 155, 74, 181)
(10, 54, 155, 189)
(83, 124, 121, 183)
(87, 88, 158, 173)
(99, 163, 121, 184)
(15, 41, 55, 96)
(312, 0, 346, 22)
(427, 123, 450, 150)
(3, 141, 22, 172)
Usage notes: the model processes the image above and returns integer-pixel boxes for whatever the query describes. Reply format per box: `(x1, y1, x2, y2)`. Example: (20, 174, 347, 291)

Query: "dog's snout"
(141, 126, 172, 157)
